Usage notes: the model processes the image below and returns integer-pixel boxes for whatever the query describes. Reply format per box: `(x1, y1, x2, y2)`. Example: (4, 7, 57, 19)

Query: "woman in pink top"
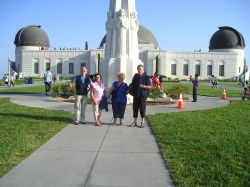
(91, 73, 105, 126)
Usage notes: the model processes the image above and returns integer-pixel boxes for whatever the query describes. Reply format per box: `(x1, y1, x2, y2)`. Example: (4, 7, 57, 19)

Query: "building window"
(33, 58, 39, 74)
(219, 65, 224, 76)
(57, 63, 62, 74)
(195, 64, 200, 76)
(56, 59, 62, 74)
(183, 64, 188, 76)
(34, 63, 39, 74)
(46, 63, 50, 71)
(81, 63, 86, 68)
(207, 65, 212, 76)
(69, 63, 74, 74)
(45, 58, 51, 71)
(171, 64, 176, 75)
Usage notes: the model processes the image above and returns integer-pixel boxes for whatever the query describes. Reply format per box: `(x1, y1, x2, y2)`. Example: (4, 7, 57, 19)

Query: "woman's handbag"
(128, 83, 135, 96)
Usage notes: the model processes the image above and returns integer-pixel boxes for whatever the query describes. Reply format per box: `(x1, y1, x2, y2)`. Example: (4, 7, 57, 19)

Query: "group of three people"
(70, 64, 151, 128)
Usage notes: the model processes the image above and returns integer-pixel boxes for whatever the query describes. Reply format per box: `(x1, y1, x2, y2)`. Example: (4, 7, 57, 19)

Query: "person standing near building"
(91, 73, 105, 126)
(43, 68, 52, 96)
(129, 64, 152, 128)
(108, 72, 128, 125)
(69, 67, 91, 125)
(190, 74, 199, 102)
(9, 74, 15, 87)
(213, 76, 218, 88)
(52, 75, 57, 83)
(152, 72, 163, 90)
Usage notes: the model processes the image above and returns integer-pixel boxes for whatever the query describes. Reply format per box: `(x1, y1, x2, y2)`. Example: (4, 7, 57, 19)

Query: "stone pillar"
(101, 0, 142, 87)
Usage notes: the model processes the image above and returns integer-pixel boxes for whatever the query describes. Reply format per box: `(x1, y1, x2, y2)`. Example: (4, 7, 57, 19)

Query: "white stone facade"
(15, 46, 104, 78)
(142, 49, 245, 80)
(15, 45, 247, 82)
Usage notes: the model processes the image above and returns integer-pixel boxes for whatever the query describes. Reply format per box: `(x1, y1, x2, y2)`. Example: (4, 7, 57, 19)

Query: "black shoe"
(73, 121, 80, 125)
(129, 122, 137, 127)
(80, 121, 86, 124)
(192, 100, 197, 102)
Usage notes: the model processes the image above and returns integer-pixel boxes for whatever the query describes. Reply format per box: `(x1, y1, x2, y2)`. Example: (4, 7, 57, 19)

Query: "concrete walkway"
(0, 94, 230, 187)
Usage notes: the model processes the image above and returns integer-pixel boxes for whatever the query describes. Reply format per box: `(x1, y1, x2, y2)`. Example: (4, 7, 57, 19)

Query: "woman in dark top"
(109, 72, 128, 125)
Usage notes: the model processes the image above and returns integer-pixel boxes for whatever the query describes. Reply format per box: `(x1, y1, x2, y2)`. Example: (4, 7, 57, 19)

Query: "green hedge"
(166, 84, 190, 99)
(51, 83, 75, 98)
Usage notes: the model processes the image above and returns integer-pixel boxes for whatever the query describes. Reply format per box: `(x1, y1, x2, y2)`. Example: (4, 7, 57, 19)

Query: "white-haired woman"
(109, 72, 128, 125)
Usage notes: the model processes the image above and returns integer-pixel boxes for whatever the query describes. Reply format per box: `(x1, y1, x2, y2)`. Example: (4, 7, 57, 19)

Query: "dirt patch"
(53, 97, 74, 103)
(146, 100, 176, 105)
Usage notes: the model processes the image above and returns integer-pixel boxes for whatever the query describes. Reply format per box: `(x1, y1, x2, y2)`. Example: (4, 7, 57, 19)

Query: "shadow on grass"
(0, 112, 71, 123)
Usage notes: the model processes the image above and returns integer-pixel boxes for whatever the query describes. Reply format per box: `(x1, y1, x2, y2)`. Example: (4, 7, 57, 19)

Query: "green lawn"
(148, 100, 250, 187)
(164, 82, 242, 97)
(197, 84, 242, 97)
(0, 85, 44, 94)
(217, 81, 243, 88)
(0, 98, 72, 177)
(0, 81, 243, 98)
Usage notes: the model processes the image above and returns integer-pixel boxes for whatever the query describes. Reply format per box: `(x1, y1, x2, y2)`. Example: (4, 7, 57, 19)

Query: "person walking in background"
(52, 75, 57, 83)
(43, 68, 52, 96)
(108, 72, 128, 125)
(10, 74, 15, 87)
(69, 67, 91, 125)
(91, 73, 105, 126)
(151, 72, 163, 90)
(129, 64, 152, 128)
(212, 76, 218, 88)
(190, 74, 199, 102)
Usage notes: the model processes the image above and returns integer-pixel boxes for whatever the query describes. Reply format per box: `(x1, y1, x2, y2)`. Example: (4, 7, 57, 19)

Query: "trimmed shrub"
(51, 84, 61, 96)
(149, 87, 162, 101)
(51, 83, 75, 98)
(61, 84, 75, 98)
(166, 84, 189, 99)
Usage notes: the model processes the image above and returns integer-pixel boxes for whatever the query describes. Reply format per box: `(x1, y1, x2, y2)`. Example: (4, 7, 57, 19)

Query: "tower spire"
(101, 0, 142, 88)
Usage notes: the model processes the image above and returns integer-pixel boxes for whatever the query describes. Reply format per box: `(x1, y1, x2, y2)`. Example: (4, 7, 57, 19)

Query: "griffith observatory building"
(12, 2, 248, 83)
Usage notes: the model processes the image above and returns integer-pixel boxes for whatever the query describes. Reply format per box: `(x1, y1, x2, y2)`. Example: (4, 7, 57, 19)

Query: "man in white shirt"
(43, 68, 52, 96)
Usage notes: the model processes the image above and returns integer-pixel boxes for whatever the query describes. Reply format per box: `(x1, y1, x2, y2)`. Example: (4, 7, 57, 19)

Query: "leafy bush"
(15, 79, 24, 85)
(166, 84, 190, 99)
(51, 83, 75, 98)
(0, 80, 5, 86)
(61, 84, 75, 98)
(51, 84, 61, 96)
(149, 87, 162, 101)
(165, 77, 180, 82)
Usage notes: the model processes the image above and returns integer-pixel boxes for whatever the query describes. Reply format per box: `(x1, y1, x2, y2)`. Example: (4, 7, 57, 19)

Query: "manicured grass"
(147, 100, 250, 187)
(0, 85, 44, 94)
(164, 82, 242, 97)
(197, 84, 242, 97)
(218, 81, 243, 88)
(0, 98, 72, 177)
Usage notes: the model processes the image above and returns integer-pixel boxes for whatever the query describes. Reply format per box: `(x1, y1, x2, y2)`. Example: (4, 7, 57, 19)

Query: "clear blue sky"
(0, 0, 250, 76)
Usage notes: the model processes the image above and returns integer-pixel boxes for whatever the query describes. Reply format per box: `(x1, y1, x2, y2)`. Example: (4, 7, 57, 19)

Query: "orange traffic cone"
(177, 93, 184, 109)
(221, 89, 227, 100)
